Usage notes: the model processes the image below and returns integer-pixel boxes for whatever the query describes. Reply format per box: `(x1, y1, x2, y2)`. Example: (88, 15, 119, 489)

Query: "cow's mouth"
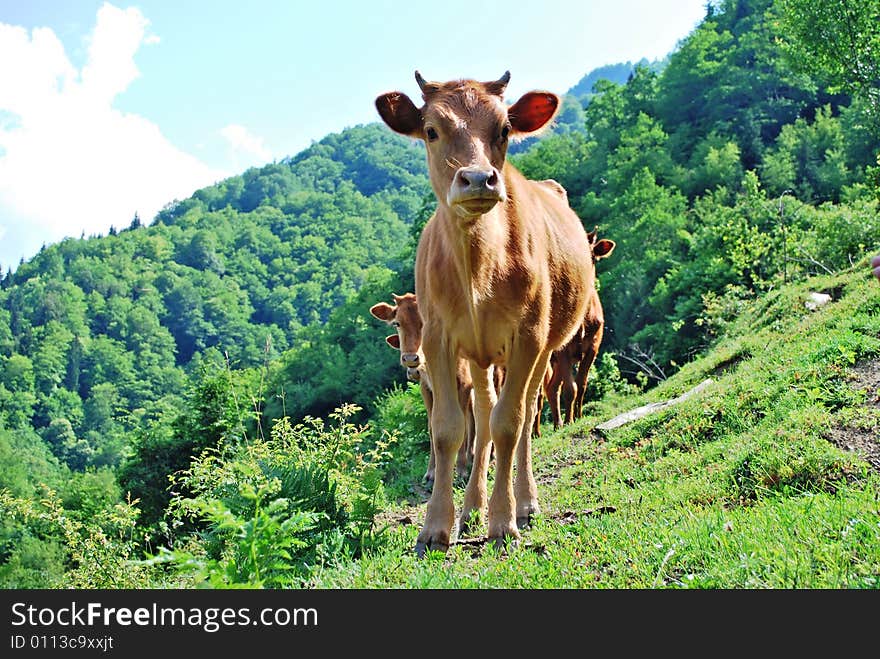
(453, 196, 502, 216)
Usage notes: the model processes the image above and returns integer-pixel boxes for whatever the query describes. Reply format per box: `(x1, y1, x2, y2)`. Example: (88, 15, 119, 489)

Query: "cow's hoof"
(516, 501, 540, 529)
(414, 539, 449, 558)
(488, 534, 520, 553)
(458, 508, 483, 536)
(415, 525, 451, 557)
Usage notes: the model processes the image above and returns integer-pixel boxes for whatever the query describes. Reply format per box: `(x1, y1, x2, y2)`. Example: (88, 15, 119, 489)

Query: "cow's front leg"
(415, 336, 463, 557)
(487, 346, 543, 546)
(574, 333, 601, 419)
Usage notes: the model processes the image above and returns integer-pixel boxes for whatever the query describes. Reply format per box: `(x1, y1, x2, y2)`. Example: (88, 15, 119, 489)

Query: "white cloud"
(0, 2, 226, 269)
(220, 123, 273, 166)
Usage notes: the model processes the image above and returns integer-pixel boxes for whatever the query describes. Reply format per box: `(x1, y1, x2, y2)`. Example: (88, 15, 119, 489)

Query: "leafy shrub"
(0, 486, 156, 588)
(152, 404, 396, 588)
(584, 352, 641, 402)
(369, 383, 430, 496)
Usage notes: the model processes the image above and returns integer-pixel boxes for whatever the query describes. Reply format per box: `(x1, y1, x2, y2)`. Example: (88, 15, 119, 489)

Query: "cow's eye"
(500, 125, 510, 141)
(425, 127, 439, 142)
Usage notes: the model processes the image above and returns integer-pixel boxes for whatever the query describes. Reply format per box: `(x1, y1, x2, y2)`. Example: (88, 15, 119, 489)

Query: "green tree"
(0, 354, 37, 428)
(43, 417, 92, 470)
(119, 355, 253, 529)
(0, 305, 14, 357)
(780, 0, 880, 123)
(30, 322, 74, 397)
(684, 134, 744, 199)
(760, 104, 853, 201)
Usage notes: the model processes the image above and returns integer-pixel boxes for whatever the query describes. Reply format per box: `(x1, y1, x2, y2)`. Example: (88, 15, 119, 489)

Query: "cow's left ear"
(593, 239, 616, 260)
(370, 302, 396, 322)
(375, 91, 422, 137)
(509, 92, 559, 134)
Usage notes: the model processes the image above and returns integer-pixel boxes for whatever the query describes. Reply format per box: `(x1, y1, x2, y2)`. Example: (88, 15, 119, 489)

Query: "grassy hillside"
(2, 0, 879, 589)
(306, 263, 880, 588)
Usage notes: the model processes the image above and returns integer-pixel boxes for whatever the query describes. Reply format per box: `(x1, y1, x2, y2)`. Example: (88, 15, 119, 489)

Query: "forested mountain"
(1, 0, 878, 588)
(566, 58, 665, 102)
(1, 123, 427, 458)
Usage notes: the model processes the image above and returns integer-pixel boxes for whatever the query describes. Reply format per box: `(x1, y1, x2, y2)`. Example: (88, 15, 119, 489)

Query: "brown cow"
(369, 293, 475, 483)
(543, 230, 616, 428)
(572, 231, 616, 419)
(376, 71, 596, 554)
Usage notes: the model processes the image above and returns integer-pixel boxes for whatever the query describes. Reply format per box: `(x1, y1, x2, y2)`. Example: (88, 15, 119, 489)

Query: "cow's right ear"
(385, 334, 401, 349)
(375, 92, 422, 136)
(370, 302, 396, 322)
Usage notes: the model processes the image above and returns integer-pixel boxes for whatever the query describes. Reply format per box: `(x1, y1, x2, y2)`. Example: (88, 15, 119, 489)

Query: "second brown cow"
(541, 230, 616, 429)
(369, 293, 475, 484)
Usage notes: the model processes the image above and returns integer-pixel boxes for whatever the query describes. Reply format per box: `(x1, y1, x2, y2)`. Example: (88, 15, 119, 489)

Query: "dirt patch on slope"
(825, 359, 880, 472)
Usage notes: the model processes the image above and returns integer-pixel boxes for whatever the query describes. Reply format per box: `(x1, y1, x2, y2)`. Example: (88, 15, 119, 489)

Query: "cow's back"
(515, 168, 594, 350)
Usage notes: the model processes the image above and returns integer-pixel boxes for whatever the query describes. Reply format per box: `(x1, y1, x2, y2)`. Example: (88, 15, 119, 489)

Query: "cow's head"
(369, 293, 424, 381)
(376, 71, 559, 221)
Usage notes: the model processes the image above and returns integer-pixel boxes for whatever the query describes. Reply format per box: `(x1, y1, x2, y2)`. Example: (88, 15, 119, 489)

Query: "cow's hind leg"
(454, 387, 474, 482)
(459, 364, 495, 534)
(420, 381, 436, 484)
(515, 349, 552, 528)
(533, 386, 543, 437)
(546, 366, 564, 430)
(562, 366, 577, 425)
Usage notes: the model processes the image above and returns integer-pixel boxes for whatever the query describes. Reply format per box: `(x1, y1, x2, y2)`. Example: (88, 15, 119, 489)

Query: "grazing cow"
(543, 230, 616, 428)
(370, 293, 475, 483)
(376, 71, 596, 553)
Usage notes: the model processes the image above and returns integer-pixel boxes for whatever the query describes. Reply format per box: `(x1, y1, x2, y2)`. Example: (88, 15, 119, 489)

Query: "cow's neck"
(440, 174, 520, 364)
(443, 166, 517, 296)
(439, 197, 509, 306)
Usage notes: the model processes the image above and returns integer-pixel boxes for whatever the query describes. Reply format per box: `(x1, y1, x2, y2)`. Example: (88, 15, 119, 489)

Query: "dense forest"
(1, 0, 878, 587)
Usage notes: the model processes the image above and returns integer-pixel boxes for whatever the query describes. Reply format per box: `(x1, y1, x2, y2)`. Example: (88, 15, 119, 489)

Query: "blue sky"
(0, 0, 708, 271)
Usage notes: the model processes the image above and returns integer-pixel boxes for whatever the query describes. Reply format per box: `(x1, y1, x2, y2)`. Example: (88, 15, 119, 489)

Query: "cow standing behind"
(376, 71, 596, 554)
(369, 293, 475, 483)
(542, 230, 616, 428)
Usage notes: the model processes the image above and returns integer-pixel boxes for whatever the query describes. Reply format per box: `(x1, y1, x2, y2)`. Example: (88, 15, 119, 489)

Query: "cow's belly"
(450, 305, 521, 370)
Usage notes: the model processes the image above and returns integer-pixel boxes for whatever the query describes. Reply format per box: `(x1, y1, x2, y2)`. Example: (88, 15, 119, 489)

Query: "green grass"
(309, 265, 880, 588)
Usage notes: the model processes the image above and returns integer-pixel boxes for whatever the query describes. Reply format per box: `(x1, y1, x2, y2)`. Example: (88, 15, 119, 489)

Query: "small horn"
(484, 70, 511, 96)
(415, 70, 429, 92)
(415, 70, 441, 97)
